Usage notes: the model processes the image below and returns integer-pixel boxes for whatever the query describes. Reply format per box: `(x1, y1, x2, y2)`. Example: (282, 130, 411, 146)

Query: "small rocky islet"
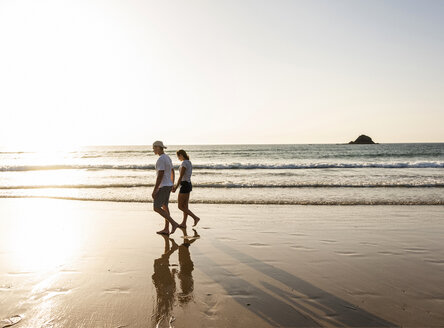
(348, 135, 377, 144)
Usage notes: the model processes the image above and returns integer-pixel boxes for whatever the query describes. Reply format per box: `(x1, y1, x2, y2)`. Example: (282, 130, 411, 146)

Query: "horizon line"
(1, 141, 443, 151)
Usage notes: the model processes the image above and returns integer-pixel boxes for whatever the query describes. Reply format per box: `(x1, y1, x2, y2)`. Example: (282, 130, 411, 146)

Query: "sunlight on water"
(10, 169, 87, 188)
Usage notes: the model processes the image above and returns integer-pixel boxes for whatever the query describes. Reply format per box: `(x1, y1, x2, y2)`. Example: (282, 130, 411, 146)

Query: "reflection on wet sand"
(151, 228, 199, 327)
(178, 237, 195, 305)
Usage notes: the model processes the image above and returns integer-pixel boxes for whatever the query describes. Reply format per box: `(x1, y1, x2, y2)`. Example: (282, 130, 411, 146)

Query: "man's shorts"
(153, 186, 172, 209)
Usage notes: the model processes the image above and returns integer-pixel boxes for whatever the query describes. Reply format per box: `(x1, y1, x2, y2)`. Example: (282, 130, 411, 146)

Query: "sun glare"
(8, 200, 83, 272)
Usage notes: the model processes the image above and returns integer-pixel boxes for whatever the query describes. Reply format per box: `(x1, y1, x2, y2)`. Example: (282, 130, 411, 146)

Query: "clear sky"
(0, 0, 443, 148)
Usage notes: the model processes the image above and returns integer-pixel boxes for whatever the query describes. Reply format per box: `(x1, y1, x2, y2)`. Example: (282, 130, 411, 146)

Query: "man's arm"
(171, 168, 175, 186)
(152, 170, 164, 198)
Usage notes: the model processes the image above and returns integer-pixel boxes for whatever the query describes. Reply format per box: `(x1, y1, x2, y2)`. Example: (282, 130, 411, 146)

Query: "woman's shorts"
(179, 181, 192, 194)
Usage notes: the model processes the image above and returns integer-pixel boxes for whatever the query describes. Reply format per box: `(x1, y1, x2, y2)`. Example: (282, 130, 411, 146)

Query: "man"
(152, 140, 179, 235)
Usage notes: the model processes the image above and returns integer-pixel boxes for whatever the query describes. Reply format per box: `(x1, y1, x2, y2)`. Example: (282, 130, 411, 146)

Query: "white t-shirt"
(155, 154, 174, 187)
(179, 160, 192, 182)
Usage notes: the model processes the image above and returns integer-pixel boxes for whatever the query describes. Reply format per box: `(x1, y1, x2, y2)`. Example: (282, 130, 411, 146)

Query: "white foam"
(1, 162, 443, 172)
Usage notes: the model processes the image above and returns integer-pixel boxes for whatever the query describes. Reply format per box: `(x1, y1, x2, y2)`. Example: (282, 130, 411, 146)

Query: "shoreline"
(0, 195, 443, 205)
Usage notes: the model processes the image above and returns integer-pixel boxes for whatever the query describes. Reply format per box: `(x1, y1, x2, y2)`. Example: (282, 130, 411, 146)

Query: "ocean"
(0, 143, 443, 205)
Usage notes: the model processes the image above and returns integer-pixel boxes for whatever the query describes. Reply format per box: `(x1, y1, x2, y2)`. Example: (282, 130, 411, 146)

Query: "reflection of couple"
(151, 229, 199, 327)
(151, 141, 200, 235)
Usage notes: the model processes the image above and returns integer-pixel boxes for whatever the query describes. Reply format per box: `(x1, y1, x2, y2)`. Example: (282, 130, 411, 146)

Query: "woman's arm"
(173, 166, 186, 192)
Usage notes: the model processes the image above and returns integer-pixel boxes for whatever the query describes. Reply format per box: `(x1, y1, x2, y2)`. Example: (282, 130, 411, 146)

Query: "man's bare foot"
(170, 222, 179, 235)
(193, 217, 200, 227)
(156, 229, 169, 235)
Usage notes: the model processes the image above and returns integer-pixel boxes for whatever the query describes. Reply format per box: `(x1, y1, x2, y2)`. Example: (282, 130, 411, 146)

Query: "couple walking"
(152, 140, 200, 235)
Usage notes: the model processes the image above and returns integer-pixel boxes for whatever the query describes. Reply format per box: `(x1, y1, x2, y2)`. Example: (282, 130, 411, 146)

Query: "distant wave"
(1, 183, 444, 190)
(0, 195, 442, 205)
(193, 162, 444, 169)
(0, 184, 153, 189)
(0, 164, 155, 171)
(1, 162, 444, 172)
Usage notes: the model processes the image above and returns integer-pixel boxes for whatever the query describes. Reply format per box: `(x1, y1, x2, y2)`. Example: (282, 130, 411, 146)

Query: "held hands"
(172, 185, 177, 193)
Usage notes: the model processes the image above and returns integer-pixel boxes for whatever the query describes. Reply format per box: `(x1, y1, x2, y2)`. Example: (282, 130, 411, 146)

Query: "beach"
(1, 198, 443, 327)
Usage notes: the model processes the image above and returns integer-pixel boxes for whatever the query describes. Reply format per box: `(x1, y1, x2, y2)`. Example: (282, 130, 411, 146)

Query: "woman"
(172, 149, 200, 228)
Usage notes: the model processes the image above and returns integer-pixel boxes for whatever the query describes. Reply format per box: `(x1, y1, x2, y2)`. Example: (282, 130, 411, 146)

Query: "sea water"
(0, 143, 443, 205)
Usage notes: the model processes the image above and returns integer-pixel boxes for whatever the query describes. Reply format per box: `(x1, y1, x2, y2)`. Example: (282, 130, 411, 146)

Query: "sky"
(0, 0, 443, 148)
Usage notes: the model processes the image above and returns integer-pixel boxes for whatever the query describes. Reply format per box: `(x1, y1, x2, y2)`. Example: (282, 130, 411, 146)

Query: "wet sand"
(1, 199, 444, 327)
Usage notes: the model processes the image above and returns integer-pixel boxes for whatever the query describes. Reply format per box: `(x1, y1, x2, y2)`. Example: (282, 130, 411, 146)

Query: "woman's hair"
(176, 149, 190, 160)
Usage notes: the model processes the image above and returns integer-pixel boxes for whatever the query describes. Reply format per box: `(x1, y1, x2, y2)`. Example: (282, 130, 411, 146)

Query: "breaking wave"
(1, 162, 443, 172)
(1, 183, 443, 189)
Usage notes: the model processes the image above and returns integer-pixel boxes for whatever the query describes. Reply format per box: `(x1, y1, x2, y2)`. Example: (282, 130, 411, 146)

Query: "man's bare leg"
(162, 204, 170, 216)
(157, 218, 169, 235)
(155, 206, 179, 235)
(158, 205, 174, 234)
